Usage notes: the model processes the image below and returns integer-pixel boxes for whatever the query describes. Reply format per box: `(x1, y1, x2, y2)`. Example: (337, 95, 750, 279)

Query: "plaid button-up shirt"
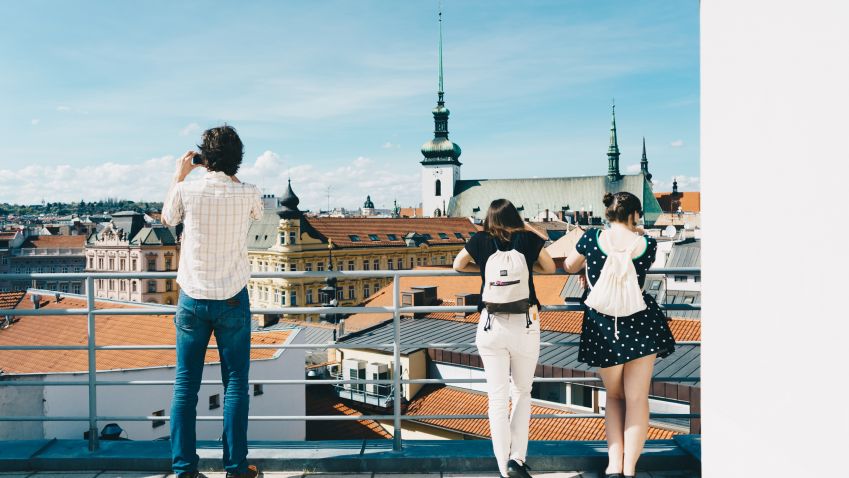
(162, 170, 263, 300)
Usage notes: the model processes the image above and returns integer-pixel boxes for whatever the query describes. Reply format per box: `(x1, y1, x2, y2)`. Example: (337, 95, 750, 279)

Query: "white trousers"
(475, 306, 541, 476)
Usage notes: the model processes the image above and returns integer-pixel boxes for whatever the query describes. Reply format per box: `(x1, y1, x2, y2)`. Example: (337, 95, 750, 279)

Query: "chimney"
(401, 289, 426, 318)
(337, 318, 346, 338)
(411, 286, 438, 306)
(31, 294, 41, 309)
(258, 313, 279, 328)
(454, 293, 481, 318)
(544, 209, 550, 222)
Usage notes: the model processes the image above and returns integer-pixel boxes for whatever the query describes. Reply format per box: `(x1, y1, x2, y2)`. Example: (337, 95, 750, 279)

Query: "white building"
(0, 291, 306, 441)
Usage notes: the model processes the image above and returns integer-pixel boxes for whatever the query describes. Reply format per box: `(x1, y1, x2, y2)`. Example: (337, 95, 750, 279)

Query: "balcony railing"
(11, 247, 85, 256)
(0, 268, 701, 453)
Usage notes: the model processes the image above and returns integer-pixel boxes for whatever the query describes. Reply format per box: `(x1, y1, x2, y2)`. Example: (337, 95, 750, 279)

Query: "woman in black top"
(454, 199, 555, 478)
(563, 192, 676, 478)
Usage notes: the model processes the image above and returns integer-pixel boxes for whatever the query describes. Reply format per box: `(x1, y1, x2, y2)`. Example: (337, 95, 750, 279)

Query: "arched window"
(435, 179, 442, 197)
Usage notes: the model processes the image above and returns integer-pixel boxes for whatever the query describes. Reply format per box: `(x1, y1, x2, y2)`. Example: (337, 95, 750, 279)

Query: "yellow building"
(246, 181, 479, 322)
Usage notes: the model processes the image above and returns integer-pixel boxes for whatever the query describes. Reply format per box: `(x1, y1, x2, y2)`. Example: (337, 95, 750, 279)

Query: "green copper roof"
(447, 173, 661, 226)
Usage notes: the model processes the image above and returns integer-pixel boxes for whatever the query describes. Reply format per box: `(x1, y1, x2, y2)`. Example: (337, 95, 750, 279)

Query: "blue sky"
(0, 0, 699, 210)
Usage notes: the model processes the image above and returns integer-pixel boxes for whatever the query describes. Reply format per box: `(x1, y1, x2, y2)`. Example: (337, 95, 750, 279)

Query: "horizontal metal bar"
(0, 376, 700, 387)
(0, 267, 699, 281)
(0, 303, 701, 317)
(0, 412, 699, 422)
(0, 339, 701, 352)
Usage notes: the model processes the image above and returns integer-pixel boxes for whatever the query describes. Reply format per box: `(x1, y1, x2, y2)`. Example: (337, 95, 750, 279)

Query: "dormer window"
(288, 232, 297, 245)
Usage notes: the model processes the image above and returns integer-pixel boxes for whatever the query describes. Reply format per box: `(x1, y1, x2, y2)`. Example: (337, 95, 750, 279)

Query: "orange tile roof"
(21, 235, 86, 248)
(654, 192, 701, 213)
(406, 385, 678, 440)
(398, 207, 423, 218)
(344, 268, 570, 332)
(306, 217, 479, 249)
(666, 318, 701, 341)
(0, 291, 26, 310)
(344, 269, 700, 341)
(0, 293, 290, 375)
(0, 232, 18, 240)
(305, 385, 392, 440)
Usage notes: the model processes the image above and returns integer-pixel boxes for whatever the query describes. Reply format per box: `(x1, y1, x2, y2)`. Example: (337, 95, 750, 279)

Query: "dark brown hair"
(603, 192, 643, 224)
(484, 199, 525, 242)
(197, 125, 244, 176)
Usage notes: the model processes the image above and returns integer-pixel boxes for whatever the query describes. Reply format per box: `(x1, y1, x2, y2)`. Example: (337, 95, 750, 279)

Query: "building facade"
(246, 181, 479, 322)
(85, 211, 180, 305)
(7, 235, 86, 294)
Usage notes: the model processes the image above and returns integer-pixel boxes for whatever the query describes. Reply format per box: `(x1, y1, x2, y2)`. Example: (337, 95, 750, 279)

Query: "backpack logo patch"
(499, 270, 508, 276)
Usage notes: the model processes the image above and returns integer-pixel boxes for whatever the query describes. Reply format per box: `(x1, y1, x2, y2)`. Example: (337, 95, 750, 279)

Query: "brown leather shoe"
(225, 465, 260, 478)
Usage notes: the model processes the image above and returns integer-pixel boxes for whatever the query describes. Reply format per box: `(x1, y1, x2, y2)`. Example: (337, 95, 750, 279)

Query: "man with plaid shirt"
(162, 125, 263, 478)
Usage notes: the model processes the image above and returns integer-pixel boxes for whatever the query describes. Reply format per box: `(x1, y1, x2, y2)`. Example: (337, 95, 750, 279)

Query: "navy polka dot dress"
(576, 228, 675, 368)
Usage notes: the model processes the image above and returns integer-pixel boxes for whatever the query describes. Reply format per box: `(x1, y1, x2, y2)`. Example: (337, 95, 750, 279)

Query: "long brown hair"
(484, 199, 525, 243)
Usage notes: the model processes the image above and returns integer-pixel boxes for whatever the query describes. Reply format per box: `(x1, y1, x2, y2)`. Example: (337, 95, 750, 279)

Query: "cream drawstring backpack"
(584, 230, 647, 340)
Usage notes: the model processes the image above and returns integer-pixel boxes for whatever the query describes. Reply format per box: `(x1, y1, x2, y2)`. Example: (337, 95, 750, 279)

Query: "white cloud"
(0, 155, 179, 204)
(0, 151, 422, 208)
(670, 139, 684, 147)
(56, 106, 71, 112)
(625, 163, 641, 174)
(179, 122, 200, 136)
(238, 152, 420, 211)
(30, 119, 40, 126)
(382, 142, 400, 149)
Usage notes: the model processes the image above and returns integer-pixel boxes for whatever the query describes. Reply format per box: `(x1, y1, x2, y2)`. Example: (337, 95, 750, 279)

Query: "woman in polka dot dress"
(563, 192, 675, 478)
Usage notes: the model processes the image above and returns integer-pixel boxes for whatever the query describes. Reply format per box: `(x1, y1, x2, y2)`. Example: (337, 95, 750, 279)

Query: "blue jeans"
(171, 287, 251, 474)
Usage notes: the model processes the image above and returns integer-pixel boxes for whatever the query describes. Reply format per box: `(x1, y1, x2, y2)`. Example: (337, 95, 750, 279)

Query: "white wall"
(421, 165, 459, 218)
(0, 375, 44, 439)
(39, 330, 305, 441)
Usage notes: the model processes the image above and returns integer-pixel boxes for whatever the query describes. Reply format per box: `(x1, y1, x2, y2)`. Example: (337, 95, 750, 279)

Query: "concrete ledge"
(5, 438, 701, 473)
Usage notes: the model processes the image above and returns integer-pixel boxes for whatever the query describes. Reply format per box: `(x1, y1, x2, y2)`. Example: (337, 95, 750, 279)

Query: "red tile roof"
(0, 291, 26, 310)
(305, 385, 392, 440)
(654, 192, 701, 213)
(0, 293, 290, 375)
(21, 235, 86, 248)
(345, 272, 699, 342)
(398, 207, 423, 218)
(306, 217, 480, 249)
(406, 385, 678, 440)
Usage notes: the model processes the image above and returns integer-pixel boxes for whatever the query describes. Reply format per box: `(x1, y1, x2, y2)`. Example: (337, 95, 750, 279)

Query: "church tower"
(607, 103, 622, 181)
(640, 136, 653, 182)
(421, 9, 461, 218)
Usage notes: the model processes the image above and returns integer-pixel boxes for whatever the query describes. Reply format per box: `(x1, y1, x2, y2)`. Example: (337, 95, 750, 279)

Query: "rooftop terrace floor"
(0, 438, 700, 477)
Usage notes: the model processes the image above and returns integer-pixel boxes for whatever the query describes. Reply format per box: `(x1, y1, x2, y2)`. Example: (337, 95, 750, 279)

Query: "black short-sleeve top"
(464, 230, 546, 311)
(575, 228, 657, 289)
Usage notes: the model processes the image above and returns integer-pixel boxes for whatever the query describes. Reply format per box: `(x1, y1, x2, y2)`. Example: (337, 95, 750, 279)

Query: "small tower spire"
(672, 177, 679, 195)
(607, 101, 622, 181)
(640, 136, 652, 181)
(438, 7, 444, 102)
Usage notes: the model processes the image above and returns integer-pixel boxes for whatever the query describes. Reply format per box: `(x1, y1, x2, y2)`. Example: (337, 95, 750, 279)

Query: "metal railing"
(0, 268, 701, 452)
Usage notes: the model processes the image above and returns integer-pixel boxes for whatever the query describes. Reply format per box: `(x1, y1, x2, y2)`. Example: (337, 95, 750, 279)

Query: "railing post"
(391, 272, 402, 451)
(85, 276, 99, 451)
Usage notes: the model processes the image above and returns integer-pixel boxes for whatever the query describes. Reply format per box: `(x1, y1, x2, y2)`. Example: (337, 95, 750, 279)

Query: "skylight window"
(369, 234, 380, 241)
(349, 235, 361, 242)
(438, 232, 449, 239)
(454, 232, 464, 239)
(387, 234, 398, 240)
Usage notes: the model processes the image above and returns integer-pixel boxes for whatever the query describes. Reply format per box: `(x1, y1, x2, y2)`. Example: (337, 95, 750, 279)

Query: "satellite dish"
(663, 225, 677, 238)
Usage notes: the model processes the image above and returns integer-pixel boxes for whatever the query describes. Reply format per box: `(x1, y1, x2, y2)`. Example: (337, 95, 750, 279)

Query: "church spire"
(607, 101, 622, 181)
(438, 8, 444, 103)
(420, 5, 461, 165)
(640, 136, 652, 181)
